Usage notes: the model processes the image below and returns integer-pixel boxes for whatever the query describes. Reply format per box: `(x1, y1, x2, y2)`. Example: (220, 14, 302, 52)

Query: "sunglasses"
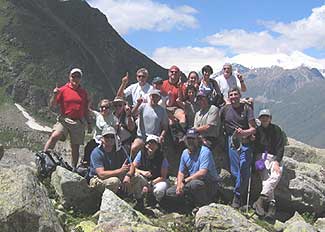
(223, 67, 231, 70)
(100, 105, 109, 110)
(103, 134, 115, 139)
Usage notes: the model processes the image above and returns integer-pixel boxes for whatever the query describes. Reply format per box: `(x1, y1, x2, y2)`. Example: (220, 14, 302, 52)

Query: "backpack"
(35, 151, 73, 178)
(208, 79, 225, 108)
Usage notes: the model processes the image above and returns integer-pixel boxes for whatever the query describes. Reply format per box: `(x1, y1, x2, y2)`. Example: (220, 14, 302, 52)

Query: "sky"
(86, 0, 325, 73)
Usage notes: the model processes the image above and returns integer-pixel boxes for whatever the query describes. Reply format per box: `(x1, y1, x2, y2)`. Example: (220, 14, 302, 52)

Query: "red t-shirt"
(56, 83, 88, 120)
(160, 80, 179, 106)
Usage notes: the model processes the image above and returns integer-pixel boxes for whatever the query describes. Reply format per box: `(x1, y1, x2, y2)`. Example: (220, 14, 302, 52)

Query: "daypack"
(35, 151, 73, 178)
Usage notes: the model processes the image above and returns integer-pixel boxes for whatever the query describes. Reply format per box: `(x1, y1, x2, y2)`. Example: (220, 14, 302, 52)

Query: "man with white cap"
(133, 134, 169, 205)
(253, 109, 285, 221)
(131, 89, 168, 157)
(89, 126, 145, 207)
(44, 68, 91, 169)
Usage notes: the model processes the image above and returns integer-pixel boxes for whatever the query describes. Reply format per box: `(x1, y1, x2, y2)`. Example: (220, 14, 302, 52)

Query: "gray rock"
(98, 189, 154, 229)
(0, 165, 63, 232)
(281, 212, 316, 232)
(195, 203, 268, 232)
(276, 157, 325, 215)
(93, 222, 165, 232)
(314, 218, 325, 232)
(51, 166, 102, 213)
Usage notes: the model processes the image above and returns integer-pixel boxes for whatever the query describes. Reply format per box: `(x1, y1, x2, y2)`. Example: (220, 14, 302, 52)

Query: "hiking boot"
(265, 201, 276, 221)
(231, 195, 241, 209)
(253, 195, 268, 217)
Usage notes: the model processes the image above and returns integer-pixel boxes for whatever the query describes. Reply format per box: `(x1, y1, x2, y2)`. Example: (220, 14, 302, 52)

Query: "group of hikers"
(43, 64, 285, 221)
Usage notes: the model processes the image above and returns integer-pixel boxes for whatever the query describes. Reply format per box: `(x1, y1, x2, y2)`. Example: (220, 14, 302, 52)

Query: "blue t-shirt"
(89, 146, 127, 177)
(179, 145, 219, 182)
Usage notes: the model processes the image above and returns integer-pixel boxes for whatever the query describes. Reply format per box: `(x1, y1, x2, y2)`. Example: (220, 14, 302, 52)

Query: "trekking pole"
(246, 165, 252, 214)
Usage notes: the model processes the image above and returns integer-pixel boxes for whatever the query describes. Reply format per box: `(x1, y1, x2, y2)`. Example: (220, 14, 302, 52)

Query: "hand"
(237, 73, 243, 81)
(119, 160, 130, 174)
(176, 182, 184, 196)
(125, 105, 132, 115)
(122, 175, 131, 192)
(273, 161, 282, 175)
(53, 83, 60, 95)
(122, 72, 129, 84)
(142, 186, 149, 193)
(235, 127, 247, 137)
(136, 97, 143, 105)
(159, 135, 165, 144)
(142, 171, 152, 178)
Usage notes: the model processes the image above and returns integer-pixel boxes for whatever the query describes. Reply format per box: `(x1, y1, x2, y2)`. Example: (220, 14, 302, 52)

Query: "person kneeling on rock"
(165, 128, 220, 208)
(88, 126, 146, 209)
(253, 109, 284, 221)
(133, 134, 169, 207)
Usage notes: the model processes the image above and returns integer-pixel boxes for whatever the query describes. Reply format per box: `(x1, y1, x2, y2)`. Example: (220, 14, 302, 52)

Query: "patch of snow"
(14, 103, 52, 132)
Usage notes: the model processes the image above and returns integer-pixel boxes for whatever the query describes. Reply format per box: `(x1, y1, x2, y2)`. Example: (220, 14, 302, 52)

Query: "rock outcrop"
(96, 189, 164, 231)
(51, 166, 102, 213)
(274, 212, 317, 232)
(195, 203, 268, 232)
(0, 165, 63, 232)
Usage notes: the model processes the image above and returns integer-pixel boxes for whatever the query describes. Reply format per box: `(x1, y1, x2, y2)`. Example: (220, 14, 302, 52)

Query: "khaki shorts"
(166, 106, 184, 116)
(53, 116, 85, 145)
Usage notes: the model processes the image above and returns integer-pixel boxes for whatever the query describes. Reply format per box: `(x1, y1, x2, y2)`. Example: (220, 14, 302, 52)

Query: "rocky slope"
(0, 0, 166, 118)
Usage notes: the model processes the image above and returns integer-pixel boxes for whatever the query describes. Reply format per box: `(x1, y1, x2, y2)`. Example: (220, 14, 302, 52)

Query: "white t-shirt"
(92, 110, 118, 143)
(124, 82, 153, 106)
(213, 74, 241, 99)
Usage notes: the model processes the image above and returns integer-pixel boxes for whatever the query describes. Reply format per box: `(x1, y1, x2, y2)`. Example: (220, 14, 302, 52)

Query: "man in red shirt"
(160, 65, 186, 132)
(44, 68, 91, 169)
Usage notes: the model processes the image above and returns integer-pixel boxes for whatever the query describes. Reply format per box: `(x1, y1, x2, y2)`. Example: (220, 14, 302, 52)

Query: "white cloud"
(204, 5, 325, 55)
(151, 47, 325, 72)
(152, 46, 228, 74)
(87, 0, 198, 34)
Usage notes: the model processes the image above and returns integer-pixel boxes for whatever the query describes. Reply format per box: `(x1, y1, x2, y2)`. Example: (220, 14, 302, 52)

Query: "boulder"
(314, 218, 325, 232)
(98, 189, 156, 229)
(281, 212, 316, 232)
(75, 220, 97, 232)
(195, 203, 268, 232)
(51, 166, 102, 213)
(276, 157, 325, 215)
(0, 165, 63, 232)
(93, 222, 166, 232)
(286, 138, 325, 167)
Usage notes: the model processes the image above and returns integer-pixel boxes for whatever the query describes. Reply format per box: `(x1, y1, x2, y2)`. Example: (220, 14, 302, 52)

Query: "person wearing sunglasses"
(44, 68, 91, 170)
(82, 99, 118, 166)
(89, 126, 146, 208)
(213, 63, 247, 103)
(112, 96, 136, 152)
(116, 68, 153, 107)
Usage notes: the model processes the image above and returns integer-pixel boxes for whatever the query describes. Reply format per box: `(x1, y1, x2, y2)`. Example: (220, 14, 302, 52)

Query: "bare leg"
(44, 130, 63, 151)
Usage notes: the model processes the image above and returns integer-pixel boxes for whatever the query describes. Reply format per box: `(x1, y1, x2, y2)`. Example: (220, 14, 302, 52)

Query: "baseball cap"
(186, 128, 199, 138)
(258, 109, 272, 118)
(70, 68, 83, 77)
(112, 96, 126, 104)
(146, 134, 160, 144)
(102, 126, 116, 137)
(152, 76, 163, 84)
(149, 89, 161, 97)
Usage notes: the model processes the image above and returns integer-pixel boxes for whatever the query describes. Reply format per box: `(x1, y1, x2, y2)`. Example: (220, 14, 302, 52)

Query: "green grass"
(302, 212, 317, 225)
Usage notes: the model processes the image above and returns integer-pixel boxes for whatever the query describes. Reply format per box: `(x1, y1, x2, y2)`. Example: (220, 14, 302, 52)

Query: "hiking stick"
(246, 164, 252, 214)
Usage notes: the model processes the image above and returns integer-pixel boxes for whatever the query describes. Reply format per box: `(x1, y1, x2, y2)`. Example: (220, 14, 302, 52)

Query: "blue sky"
(87, 0, 325, 73)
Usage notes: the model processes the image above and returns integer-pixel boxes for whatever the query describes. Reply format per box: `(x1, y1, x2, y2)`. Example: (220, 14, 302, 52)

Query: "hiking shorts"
(53, 116, 85, 145)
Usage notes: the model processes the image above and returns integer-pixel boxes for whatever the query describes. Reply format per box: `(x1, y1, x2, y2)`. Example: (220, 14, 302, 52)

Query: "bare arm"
(237, 74, 247, 92)
(116, 73, 129, 97)
(184, 169, 208, 183)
